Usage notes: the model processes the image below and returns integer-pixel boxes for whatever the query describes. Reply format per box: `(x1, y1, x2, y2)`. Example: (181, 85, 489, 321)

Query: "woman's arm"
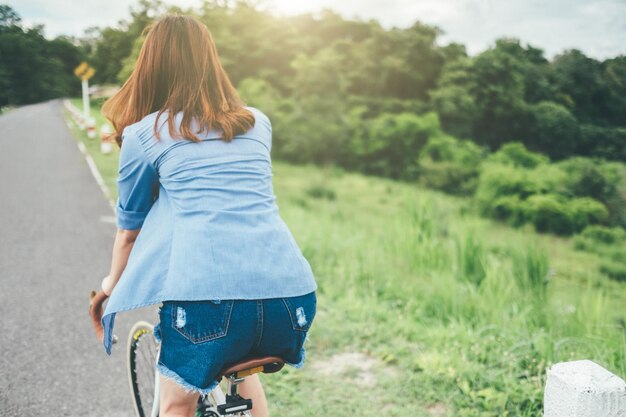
(103, 126, 159, 295)
(101, 228, 141, 295)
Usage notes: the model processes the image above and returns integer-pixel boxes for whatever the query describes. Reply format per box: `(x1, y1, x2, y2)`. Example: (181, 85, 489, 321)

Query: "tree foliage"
(2, 1, 625, 237)
(0, 5, 84, 107)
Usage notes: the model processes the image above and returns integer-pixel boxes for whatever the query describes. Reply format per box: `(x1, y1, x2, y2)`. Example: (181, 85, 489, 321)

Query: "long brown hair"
(102, 14, 255, 146)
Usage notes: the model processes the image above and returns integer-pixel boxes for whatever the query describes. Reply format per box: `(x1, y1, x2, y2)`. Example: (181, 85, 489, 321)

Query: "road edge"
(61, 98, 116, 213)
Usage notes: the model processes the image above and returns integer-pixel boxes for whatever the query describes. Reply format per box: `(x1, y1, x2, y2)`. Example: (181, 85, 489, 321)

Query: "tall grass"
(279, 165, 624, 416)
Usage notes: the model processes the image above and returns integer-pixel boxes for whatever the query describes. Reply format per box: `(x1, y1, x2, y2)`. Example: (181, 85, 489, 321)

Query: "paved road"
(0, 100, 157, 416)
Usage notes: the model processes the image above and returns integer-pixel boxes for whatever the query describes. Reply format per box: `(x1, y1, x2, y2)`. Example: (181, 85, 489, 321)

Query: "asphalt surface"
(0, 99, 158, 416)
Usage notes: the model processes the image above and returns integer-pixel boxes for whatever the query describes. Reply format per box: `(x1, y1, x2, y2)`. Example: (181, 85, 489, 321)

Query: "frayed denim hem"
(156, 363, 220, 396)
(285, 332, 311, 369)
(153, 323, 161, 343)
(285, 345, 307, 369)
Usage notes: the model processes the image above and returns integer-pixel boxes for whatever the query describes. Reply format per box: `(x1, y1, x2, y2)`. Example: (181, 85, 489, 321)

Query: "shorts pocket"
(281, 291, 317, 332)
(168, 300, 235, 344)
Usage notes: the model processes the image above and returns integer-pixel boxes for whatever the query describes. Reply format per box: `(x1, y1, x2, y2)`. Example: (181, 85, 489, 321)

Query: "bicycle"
(90, 289, 285, 417)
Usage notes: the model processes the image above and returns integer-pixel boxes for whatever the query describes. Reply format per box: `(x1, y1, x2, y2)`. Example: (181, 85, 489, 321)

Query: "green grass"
(65, 100, 626, 416)
(0, 105, 16, 115)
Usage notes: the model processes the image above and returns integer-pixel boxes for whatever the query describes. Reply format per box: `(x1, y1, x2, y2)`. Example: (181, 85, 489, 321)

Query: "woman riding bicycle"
(96, 14, 317, 417)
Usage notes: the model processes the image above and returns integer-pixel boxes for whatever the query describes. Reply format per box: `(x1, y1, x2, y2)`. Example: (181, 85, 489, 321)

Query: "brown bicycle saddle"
(217, 356, 285, 379)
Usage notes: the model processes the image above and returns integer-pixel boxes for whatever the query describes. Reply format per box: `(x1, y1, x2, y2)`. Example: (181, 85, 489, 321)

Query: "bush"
(474, 149, 620, 236)
(572, 236, 592, 251)
(475, 165, 532, 212)
(418, 135, 485, 195)
(488, 142, 549, 168)
(305, 184, 336, 200)
(568, 198, 609, 230)
(609, 247, 626, 263)
(558, 157, 620, 200)
(573, 227, 626, 261)
(351, 111, 444, 181)
(418, 159, 480, 195)
(579, 225, 626, 245)
(475, 163, 564, 215)
(557, 157, 626, 228)
(522, 195, 608, 235)
(489, 195, 526, 226)
(524, 194, 574, 235)
(599, 261, 626, 282)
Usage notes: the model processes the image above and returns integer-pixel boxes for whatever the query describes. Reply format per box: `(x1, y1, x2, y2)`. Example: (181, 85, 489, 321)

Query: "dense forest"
(2, 1, 625, 243)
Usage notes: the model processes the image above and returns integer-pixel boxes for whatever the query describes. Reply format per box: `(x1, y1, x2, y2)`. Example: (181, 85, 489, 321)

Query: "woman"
(98, 14, 317, 417)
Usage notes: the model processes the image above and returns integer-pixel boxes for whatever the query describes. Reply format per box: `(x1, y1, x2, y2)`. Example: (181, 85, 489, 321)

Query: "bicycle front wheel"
(128, 321, 160, 417)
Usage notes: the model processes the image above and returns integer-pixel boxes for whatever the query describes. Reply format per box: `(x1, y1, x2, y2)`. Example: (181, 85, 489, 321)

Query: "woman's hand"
(101, 275, 115, 296)
(89, 289, 109, 343)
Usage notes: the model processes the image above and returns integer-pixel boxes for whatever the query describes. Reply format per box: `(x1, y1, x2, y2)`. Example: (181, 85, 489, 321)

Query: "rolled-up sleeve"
(116, 126, 159, 230)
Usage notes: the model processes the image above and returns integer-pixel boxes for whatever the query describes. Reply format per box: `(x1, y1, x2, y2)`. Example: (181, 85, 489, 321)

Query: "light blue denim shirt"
(101, 107, 317, 354)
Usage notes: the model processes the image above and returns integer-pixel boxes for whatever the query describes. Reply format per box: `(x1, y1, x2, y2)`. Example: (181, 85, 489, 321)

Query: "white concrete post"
(544, 360, 626, 417)
(87, 117, 96, 139)
(100, 124, 113, 155)
(81, 78, 90, 126)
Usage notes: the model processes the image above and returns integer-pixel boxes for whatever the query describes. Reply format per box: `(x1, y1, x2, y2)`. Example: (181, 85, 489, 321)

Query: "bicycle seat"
(218, 356, 285, 379)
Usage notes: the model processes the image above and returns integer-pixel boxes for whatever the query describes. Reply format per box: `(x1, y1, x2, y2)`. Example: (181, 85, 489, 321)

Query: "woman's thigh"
(159, 373, 200, 416)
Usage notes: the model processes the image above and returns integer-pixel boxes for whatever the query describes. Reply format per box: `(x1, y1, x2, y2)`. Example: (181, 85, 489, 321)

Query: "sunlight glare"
(262, 0, 333, 16)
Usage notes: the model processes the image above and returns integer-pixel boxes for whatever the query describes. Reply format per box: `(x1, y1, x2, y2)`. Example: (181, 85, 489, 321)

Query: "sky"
(8, 0, 626, 60)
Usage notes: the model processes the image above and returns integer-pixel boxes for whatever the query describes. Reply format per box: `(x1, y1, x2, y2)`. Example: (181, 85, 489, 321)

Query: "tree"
(430, 57, 477, 138)
(47, 36, 85, 96)
(89, 0, 163, 84)
(0, 4, 20, 26)
(470, 39, 531, 149)
(529, 101, 580, 159)
(602, 56, 626, 127)
(0, 6, 80, 106)
(552, 49, 609, 125)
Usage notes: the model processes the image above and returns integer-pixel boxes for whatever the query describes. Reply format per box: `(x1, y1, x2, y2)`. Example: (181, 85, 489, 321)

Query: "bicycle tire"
(128, 321, 160, 417)
(127, 321, 243, 417)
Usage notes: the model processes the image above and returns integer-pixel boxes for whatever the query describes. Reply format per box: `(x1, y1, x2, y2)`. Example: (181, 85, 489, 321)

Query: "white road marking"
(64, 99, 116, 214)
(75, 140, 115, 212)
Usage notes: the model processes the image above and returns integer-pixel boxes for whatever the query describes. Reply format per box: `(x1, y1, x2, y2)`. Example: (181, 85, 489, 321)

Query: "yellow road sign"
(82, 67, 95, 81)
(74, 62, 95, 80)
(74, 62, 88, 77)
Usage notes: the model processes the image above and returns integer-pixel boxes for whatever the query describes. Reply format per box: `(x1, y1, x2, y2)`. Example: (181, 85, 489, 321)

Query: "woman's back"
(103, 106, 317, 353)
(158, 107, 274, 215)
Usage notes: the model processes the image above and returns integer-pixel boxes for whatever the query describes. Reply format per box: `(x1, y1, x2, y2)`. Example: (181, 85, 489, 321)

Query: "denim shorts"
(153, 291, 316, 395)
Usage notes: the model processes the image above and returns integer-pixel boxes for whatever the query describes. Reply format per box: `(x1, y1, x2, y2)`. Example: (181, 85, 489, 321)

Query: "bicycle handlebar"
(89, 289, 109, 343)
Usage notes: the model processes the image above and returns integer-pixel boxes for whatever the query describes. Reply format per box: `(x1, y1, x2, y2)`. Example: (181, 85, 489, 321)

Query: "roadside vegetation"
(65, 101, 625, 416)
